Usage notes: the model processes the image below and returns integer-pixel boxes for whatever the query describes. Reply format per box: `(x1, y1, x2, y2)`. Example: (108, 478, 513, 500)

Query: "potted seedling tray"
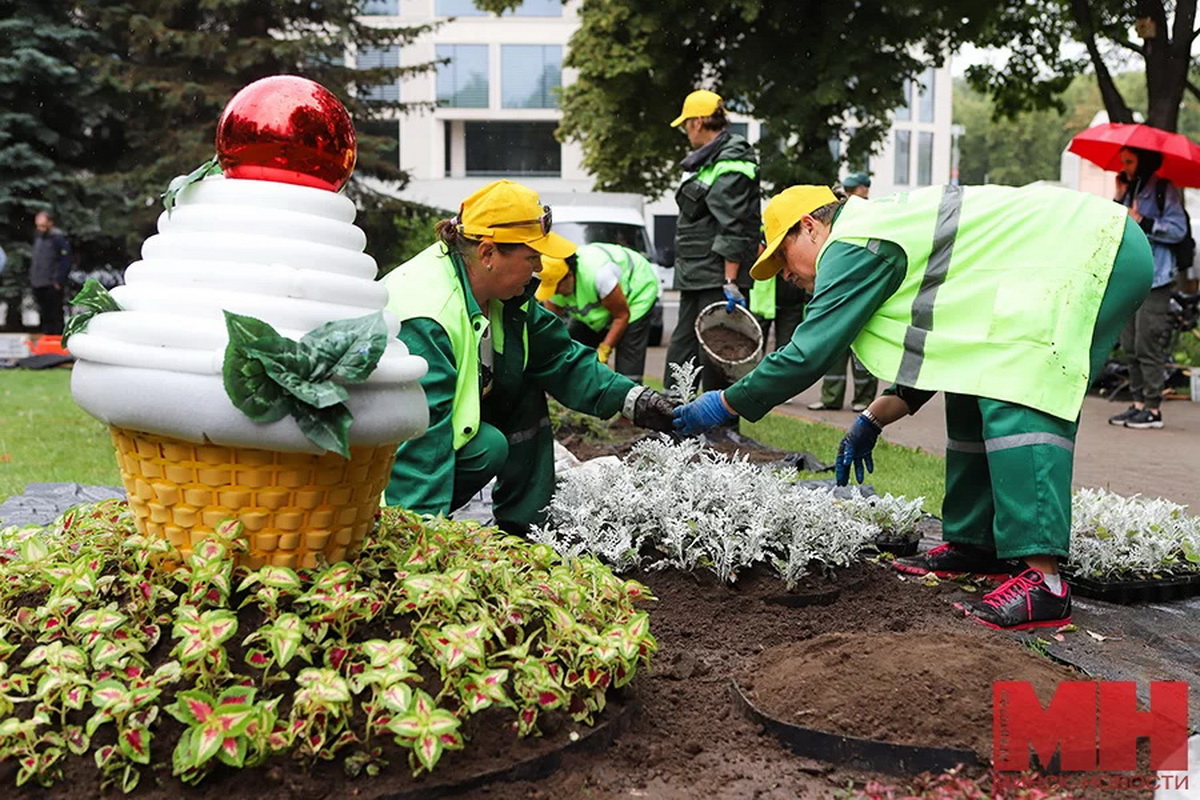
(1065, 570, 1200, 604)
(869, 535, 920, 557)
(730, 680, 980, 775)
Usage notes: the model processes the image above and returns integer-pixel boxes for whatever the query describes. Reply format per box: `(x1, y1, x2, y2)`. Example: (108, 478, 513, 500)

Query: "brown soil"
(741, 632, 1083, 760)
(701, 325, 758, 361)
(557, 422, 792, 465)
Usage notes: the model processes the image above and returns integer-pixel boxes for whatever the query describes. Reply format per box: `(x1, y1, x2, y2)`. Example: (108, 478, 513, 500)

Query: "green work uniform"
(817, 350, 878, 410)
(382, 243, 637, 530)
(723, 185, 1153, 560)
(545, 243, 660, 381)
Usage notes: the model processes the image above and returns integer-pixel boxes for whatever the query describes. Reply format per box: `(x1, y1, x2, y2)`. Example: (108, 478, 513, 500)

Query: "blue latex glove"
(673, 390, 737, 435)
(723, 282, 747, 312)
(835, 413, 882, 486)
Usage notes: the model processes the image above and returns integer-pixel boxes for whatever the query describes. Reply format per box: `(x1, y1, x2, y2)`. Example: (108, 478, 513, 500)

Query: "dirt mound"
(741, 632, 1083, 759)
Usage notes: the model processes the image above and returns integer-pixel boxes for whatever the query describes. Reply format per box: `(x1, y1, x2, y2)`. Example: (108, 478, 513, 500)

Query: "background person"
(810, 172, 877, 411)
(673, 183, 1152, 630)
(30, 210, 72, 336)
(1106, 145, 1188, 430)
(381, 180, 675, 535)
(537, 242, 660, 382)
(662, 89, 761, 394)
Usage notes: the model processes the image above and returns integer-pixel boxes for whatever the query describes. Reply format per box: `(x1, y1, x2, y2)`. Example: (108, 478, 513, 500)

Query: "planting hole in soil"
(700, 326, 759, 362)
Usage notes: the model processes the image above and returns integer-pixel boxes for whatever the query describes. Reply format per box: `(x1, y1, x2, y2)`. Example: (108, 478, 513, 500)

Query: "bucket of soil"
(695, 302, 764, 382)
(735, 632, 1090, 774)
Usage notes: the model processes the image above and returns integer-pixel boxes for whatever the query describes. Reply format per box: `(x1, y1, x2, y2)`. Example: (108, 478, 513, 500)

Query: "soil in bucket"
(738, 632, 1083, 761)
(702, 326, 758, 362)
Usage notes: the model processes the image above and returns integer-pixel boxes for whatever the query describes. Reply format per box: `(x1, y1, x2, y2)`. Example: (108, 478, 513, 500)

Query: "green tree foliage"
(967, 0, 1198, 132)
(74, 0, 437, 255)
(477, 0, 994, 197)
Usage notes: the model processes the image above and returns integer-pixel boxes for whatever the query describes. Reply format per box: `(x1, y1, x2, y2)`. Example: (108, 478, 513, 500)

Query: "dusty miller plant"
(836, 494, 925, 542)
(1068, 488, 1200, 579)
(666, 359, 703, 405)
(533, 439, 887, 588)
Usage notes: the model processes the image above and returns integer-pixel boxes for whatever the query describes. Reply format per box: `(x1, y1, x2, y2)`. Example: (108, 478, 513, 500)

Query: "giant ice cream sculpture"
(69, 76, 429, 569)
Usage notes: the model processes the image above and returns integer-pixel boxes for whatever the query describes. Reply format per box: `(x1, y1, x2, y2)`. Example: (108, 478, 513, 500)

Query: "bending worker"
(382, 180, 675, 535)
(673, 184, 1152, 630)
(537, 242, 660, 382)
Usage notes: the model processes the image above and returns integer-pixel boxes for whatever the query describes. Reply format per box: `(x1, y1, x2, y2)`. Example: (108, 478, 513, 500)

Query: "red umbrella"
(1068, 122, 1200, 187)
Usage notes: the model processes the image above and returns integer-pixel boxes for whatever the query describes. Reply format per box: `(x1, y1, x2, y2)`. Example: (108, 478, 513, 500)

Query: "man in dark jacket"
(663, 90, 761, 393)
(30, 210, 72, 335)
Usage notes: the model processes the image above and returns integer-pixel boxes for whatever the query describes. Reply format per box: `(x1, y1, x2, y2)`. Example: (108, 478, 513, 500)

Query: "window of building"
(359, 119, 400, 168)
(505, 0, 563, 15)
(894, 79, 912, 122)
(465, 121, 561, 176)
(894, 130, 911, 185)
(357, 45, 400, 102)
(729, 122, 749, 140)
(917, 67, 936, 123)
(437, 44, 489, 108)
(501, 45, 562, 108)
(436, 0, 487, 16)
(917, 131, 934, 186)
(360, 0, 399, 14)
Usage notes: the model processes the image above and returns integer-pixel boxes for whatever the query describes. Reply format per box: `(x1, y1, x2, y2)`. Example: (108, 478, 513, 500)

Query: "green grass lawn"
(1, 370, 946, 514)
(1, 369, 121, 502)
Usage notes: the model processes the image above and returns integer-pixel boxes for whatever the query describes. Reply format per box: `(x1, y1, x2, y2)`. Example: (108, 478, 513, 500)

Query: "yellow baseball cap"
(458, 180, 576, 258)
(670, 89, 723, 128)
(750, 185, 839, 280)
(536, 255, 570, 301)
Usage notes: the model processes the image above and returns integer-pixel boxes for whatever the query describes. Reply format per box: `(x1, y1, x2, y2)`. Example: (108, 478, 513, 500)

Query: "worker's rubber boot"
(955, 569, 1071, 631)
(893, 542, 1020, 581)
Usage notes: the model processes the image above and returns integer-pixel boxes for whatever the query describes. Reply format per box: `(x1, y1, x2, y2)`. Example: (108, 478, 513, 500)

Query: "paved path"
(647, 299, 1200, 509)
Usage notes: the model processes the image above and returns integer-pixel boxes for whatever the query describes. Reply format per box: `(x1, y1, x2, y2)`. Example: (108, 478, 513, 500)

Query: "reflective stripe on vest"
(819, 185, 1127, 421)
(548, 243, 659, 332)
(694, 159, 758, 186)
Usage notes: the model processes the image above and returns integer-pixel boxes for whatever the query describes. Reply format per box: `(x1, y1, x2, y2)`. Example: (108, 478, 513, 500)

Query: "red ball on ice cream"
(216, 76, 356, 192)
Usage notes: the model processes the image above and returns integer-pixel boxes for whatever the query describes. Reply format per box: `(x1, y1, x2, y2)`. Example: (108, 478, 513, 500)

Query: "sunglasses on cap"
(488, 205, 553, 237)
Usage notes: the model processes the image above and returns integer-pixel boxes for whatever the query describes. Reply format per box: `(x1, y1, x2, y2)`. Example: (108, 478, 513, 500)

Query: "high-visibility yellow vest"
(382, 243, 529, 450)
(546, 243, 659, 331)
(749, 275, 776, 319)
(821, 185, 1127, 421)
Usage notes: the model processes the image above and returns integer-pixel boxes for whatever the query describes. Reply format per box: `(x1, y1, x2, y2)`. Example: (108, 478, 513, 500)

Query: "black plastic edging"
(373, 696, 635, 800)
(731, 679, 980, 775)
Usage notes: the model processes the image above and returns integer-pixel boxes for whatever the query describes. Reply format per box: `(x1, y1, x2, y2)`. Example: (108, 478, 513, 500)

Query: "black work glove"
(622, 385, 676, 432)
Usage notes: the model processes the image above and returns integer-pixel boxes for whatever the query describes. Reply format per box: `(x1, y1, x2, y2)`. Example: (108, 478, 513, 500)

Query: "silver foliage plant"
(836, 493, 925, 541)
(666, 358, 703, 405)
(532, 438, 920, 587)
(1069, 488, 1200, 579)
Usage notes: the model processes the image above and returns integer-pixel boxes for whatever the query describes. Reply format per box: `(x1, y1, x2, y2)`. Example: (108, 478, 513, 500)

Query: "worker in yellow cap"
(663, 89, 761, 397)
(381, 180, 675, 534)
(536, 243, 660, 381)
(673, 183, 1153, 630)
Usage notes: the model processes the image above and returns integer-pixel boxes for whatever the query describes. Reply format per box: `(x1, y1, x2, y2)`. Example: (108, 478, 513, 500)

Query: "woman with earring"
(673, 183, 1153, 630)
(381, 180, 675, 535)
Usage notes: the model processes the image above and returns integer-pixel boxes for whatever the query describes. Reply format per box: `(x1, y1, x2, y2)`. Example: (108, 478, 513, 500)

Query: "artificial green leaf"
(162, 156, 222, 215)
(292, 403, 354, 459)
(222, 313, 290, 423)
(62, 279, 123, 346)
(244, 341, 349, 409)
(300, 312, 389, 382)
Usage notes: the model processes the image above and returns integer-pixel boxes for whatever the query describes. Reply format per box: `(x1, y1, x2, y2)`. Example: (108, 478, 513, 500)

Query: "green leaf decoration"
(220, 310, 389, 456)
(300, 313, 389, 382)
(62, 279, 122, 346)
(161, 156, 222, 216)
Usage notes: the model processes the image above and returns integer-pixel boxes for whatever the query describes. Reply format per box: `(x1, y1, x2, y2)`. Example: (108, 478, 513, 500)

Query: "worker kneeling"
(536, 242, 660, 382)
(382, 180, 675, 534)
(673, 183, 1153, 630)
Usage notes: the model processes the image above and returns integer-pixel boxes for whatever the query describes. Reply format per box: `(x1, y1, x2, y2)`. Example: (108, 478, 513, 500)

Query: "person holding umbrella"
(1106, 146, 1189, 429)
(672, 183, 1153, 630)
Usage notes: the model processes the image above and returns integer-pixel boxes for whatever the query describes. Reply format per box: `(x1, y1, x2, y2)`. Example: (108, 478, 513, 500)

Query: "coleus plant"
(0, 502, 654, 790)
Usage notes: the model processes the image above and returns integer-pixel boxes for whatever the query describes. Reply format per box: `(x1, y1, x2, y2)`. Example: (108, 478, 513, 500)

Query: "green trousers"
(820, 350, 878, 409)
(941, 218, 1153, 559)
(450, 384, 558, 530)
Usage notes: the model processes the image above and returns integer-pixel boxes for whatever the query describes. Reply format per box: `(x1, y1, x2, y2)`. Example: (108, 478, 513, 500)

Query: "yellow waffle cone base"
(110, 427, 397, 570)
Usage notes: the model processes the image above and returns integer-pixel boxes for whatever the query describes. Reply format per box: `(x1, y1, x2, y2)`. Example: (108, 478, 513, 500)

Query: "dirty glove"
(836, 412, 882, 486)
(673, 390, 737, 435)
(723, 281, 747, 312)
(623, 385, 675, 432)
(597, 342, 613, 364)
